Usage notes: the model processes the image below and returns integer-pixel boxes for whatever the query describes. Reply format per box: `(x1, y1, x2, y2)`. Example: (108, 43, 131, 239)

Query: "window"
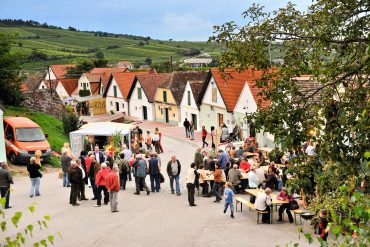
(187, 91, 191, 106)
(113, 85, 117, 97)
(41, 85, 45, 89)
(83, 83, 87, 90)
(163, 91, 167, 103)
(161, 109, 163, 115)
(122, 103, 124, 108)
(135, 106, 138, 110)
(5, 126, 15, 141)
(110, 101, 113, 106)
(173, 114, 175, 117)
(137, 87, 142, 99)
(212, 87, 217, 103)
(80, 83, 83, 87)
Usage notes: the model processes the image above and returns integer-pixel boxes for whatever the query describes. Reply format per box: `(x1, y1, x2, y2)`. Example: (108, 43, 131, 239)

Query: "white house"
(77, 73, 102, 96)
(0, 104, 6, 162)
(104, 71, 149, 114)
(179, 80, 205, 131)
(233, 80, 274, 148)
(128, 73, 171, 121)
(184, 58, 212, 68)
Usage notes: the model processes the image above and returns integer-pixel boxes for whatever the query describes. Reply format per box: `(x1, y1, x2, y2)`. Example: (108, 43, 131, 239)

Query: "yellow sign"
(88, 98, 106, 115)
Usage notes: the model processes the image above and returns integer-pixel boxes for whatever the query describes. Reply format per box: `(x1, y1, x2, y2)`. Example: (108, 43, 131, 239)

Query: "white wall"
(106, 77, 128, 114)
(129, 80, 154, 120)
(77, 74, 91, 93)
(202, 76, 226, 109)
(38, 81, 48, 90)
(0, 109, 6, 162)
(234, 83, 258, 114)
(56, 83, 70, 100)
(179, 82, 200, 130)
(43, 67, 57, 80)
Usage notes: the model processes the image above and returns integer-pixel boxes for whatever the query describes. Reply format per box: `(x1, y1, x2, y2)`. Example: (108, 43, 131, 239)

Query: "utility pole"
(47, 65, 52, 96)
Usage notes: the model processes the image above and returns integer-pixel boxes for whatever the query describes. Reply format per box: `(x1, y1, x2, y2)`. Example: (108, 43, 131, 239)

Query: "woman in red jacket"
(201, 126, 209, 148)
(94, 162, 110, 207)
(106, 165, 120, 212)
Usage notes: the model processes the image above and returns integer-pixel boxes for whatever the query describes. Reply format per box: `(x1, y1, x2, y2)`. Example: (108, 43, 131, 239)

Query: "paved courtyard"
(4, 135, 312, 247)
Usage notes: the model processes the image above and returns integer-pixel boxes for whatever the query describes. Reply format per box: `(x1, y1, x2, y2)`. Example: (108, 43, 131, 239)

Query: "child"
(318, 209, 329, 242)
(223, 182, 235, 218)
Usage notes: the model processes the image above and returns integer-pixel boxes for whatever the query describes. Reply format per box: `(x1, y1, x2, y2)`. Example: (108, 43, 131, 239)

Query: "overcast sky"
(0, 0, 312, 41)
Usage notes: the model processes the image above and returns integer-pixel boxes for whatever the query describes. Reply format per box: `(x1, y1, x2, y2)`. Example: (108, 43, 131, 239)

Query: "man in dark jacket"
(148, 153, 160, 193)
(115, 153, 129, 190)
(166, 155, 181, 196)
(68, 161, 80, 206)
(76, 159, 88, 201)
(183, 118, 190, 138)
(133, 154, 150, 195)
(88, 155, 100, 200)
(194, 147, 203, 168)
(104, 150, 114, 169)
(0, 162, 14, 209)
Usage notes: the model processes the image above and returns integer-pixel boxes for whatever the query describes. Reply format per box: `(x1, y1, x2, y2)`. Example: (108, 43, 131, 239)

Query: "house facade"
(128, 73, 171, 121)
(179, 80, 205, 131)
(153, 87, 179, 125)
(104, 71, 149, 114)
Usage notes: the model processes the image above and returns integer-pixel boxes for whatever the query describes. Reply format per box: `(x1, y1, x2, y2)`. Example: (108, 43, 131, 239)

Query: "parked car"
(3, 117, 51, 164)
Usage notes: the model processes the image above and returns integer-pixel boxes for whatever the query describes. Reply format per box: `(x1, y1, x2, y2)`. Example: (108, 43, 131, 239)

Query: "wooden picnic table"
(200, 170, 248, 181)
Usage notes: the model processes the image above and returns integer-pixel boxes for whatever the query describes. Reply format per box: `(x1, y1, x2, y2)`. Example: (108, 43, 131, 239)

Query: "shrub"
(28, 50, 48, 61)
(106, 45, 120, 49)
(62, 113, 79, 134)
(79, 89, 91, 97)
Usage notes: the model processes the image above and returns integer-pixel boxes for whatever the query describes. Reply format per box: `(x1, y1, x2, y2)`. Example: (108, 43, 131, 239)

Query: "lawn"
(4, 106, 68, 167)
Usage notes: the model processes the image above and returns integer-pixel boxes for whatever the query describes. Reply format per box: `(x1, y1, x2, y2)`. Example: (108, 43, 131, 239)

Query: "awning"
(71, 122, 133, 136)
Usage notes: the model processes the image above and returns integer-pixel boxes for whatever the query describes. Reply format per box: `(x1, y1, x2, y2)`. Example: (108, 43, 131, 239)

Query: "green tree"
(95, 51, 104, 59)
(0, 34, 24, 106)
(210, 1, 369, 246)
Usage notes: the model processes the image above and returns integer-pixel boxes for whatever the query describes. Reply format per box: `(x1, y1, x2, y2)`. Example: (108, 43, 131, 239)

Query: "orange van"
(3, 117, 51, 164)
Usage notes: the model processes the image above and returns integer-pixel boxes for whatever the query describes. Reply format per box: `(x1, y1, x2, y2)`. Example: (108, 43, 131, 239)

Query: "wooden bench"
(291, 209, 305, 225)
(235, 196, 269, 224)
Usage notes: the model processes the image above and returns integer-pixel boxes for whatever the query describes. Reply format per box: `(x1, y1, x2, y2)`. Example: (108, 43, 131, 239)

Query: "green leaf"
(47, 235, 54, 244)
(354, 206, 363, 218)
(1, 221, 6, 232)
(304, 233, 313, 244)
(27, 224, 34, 237)
(40, 239, 47, 247)
(28, 205, 35, 213)
(33, 242, 40, 247)
(43, 215, 51, 221)
(11, 211, 23, 227)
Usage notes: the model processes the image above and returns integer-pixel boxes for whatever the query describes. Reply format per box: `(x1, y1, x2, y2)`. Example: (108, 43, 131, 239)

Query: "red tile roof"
(90, 82, 101, 96)
(59, 78, 78, 96)
(83, 73, 101, 83)
(134, 73, 172, 102)
(110, 71, 150, 100)
(50, 64, 76, 79)
(90, 68, 126, 88)
(210, 68, 269, 112)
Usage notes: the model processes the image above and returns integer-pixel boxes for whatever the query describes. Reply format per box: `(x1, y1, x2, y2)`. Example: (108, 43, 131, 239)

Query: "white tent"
(69, 122, 133, 156)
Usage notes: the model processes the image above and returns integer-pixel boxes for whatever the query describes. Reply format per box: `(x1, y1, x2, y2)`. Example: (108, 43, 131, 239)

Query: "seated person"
(257, 151, 266, 165)
(227, 164, 242, 193)
(255, 164, 265, 188)
(235, 146, 244, 158)
(255, 188, 272, 224)
(230, 147, 236, 158)
(239, 157, 251, 172)
(276, 187, 294, 223)
(198, 168, 210, 197)
(264, 167, 278, 190)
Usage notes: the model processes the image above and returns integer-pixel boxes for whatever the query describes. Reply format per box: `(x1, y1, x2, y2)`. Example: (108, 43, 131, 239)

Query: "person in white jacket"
(255, 188, 272, 224)
(185, 163, 199, 206)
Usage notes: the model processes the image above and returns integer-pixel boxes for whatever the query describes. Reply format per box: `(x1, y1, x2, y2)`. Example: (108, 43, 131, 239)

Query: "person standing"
(217, 150, 229, 171)
(145, 131, 153, 151)
(148, 153, 161, 193)
(27, 157, 42, 197)
(255, 188, 272, 224)
(166, 155, 181, 196)
(94, 162, 110, 207)
(220, 124, 229, 143)
(94, 145, 105, 164)
(194, 147, 203, 168)
(61, 149, 72, 187)
(189, 121, 195, 140)
(76, 159, 88, 201)
(211, 163, 223, 202)
(133, 154, 150, 195)
(68, 161, 80, 206)
(183, 118, 190, 138)
(106, 165, 120, 213)
(85, 137, 95, 153)
(155, 128, 164, 153)
(201, 126, 209, 148)
(152, 131, 160, 154)
(88, 155, 100, 200)
(185, 163, 199, 206)
(223, 182, 235, 218)
(227, 164, 242, 193)
(122, 145, 132, 181)
(104, 150, 114, 169)
(0, 162, 14, 209)
(116, 153, 129, 190)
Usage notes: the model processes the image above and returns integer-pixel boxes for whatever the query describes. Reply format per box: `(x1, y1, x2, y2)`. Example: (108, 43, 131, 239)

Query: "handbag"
(290, 199, 299, 210)
(159, 173, 165, 183)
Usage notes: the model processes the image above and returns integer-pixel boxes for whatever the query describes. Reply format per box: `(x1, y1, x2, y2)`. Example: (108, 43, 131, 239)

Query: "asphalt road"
(2, 135, 312, 247)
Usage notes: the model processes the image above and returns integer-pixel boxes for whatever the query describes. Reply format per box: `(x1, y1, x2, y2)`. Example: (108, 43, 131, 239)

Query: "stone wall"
(22, 89, 66, 119)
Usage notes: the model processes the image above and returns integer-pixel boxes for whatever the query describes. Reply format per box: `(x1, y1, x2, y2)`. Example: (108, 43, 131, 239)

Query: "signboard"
(70, 135, 83, 157)
(88, 98, 106, 115)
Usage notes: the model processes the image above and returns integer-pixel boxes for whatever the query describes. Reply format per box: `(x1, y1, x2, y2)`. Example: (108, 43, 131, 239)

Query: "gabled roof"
(188, 79, 207, 108)
(207, 68, 269, 112)
(90, 68, 126, 88)
(50, 64, 76, 79)
(41, 80, 59, 90)
(167, 71, 209, 105)
(59, 78, 79, 96)
(129, 73, 172, 102)
(292, 75, 321, 103)
(89, 82, 101, 96)
(83, 73, 101, 83)
(21, 75, 44, 92)
(104, 71, 150, 100)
